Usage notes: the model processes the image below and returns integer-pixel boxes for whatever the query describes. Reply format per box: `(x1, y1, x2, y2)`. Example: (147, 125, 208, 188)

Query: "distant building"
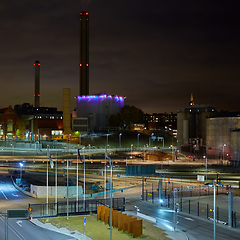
(144, 112, 177, 135)
(73, 94, 125, 133)
(177, 95, 217, 154)
(0, 105, 25, 139)
(14, 103, 63, 140)
(206, 112, 240, 163)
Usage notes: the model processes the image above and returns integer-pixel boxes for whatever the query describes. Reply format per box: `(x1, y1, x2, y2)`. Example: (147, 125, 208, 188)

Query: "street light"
(19, 162, 23, 184)
(106, 134, 109, 148)
(119, 133, 122, 148)
(203, 155, 208, 180)
(68, 134, 71, 153)
(89, 144, 90, 161)
(223, 144, 226, 160)
(131, 144, 133, 161)
(137, 133, 140, 148)
(11, 144, 14, 161)
(79, 134, 81, 148)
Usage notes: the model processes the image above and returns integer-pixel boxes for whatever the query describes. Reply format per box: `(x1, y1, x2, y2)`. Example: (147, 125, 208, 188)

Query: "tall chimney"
(34, 60, 40, 107)
(79, 11, 89, 96)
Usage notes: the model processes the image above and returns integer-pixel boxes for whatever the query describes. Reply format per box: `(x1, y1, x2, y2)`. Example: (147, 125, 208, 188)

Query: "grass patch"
(39, 215, 171, 240)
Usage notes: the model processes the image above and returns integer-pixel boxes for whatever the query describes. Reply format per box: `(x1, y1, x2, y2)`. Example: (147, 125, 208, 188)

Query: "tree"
(108, 105, 144, 128)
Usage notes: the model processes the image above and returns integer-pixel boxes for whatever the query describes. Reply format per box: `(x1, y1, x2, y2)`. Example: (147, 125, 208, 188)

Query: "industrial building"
(177, 95, 216, 155)
(72, 11, 125, 134)
(206, 112, 240, 163)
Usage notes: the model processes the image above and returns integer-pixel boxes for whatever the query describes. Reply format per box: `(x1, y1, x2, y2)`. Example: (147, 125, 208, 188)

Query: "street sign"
(7, 210, 28, 218)
(83, 217, 86, 226)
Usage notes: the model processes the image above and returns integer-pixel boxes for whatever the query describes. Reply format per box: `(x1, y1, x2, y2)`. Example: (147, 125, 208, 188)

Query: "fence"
(142, 186, 239, 228)
(29, 197, 125, 218)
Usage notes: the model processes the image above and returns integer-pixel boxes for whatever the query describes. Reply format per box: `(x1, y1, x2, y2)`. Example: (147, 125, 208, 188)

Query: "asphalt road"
(0, 173, 78, 240)
(0, 216, 77, 240)
(126, 199, 240, 240)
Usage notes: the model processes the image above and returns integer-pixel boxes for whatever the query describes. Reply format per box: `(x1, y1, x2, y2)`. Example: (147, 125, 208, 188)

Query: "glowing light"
(86, 63, 89, 66)
(80, 63, 82, 66)
(78, 94, 125, 102)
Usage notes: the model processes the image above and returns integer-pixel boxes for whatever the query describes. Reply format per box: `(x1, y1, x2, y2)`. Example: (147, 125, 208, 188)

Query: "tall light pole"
(119, 133, 122, 148)
(55, 151, 58, 206)
(46, 145, 49, 215)
(67, 159, 69, 220)
(203, 155, 208, 180)
(106, 134, 109, 148)
(11, 144, 14, 161)
(19, 162, 23, 184)
(88, 144, 90, 161)
(83, 147, 86, 206)
(68, 134, 71, 153)
(223, 144, 226, 160)
(104, 148, 107, 203)
(137, 133, 140, 148)
(79, 134, 81, 148)
(131, 144, 133, 162)
(213, 184, 216, 240)
(76, 149, 79, 208)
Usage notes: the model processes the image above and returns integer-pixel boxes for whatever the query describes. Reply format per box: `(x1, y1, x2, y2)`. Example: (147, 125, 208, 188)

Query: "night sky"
(0, 1, 239, 114)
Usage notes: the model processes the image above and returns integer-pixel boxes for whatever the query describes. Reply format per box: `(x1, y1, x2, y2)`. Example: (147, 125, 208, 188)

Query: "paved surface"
(125, 210, 190, 240)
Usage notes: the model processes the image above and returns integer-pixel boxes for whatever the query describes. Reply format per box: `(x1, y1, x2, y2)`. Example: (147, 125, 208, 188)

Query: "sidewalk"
(31, 219, 92, 240)
(125, 210, 193, 240)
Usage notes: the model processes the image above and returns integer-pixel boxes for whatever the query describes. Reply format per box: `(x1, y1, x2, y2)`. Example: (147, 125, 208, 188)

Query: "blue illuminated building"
(74, 94, 125, 132)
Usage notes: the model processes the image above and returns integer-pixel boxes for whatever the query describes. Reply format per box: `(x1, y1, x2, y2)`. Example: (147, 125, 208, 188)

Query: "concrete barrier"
(11, 176, 37, 198)
(137, 212, 156, 223)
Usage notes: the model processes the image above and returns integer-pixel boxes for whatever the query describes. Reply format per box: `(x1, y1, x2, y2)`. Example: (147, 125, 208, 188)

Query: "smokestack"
(34, 60, 40, 107)
(79, 11, 89, 96)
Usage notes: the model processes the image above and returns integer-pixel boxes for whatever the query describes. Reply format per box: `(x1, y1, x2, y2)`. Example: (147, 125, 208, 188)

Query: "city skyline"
(0, 1, 239, 113)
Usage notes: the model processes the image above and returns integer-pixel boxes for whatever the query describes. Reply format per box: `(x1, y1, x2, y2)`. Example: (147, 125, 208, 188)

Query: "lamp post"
(19, 162, 23, 183)
(131, 144, 133, 162)
(79, 134, 81, 148)
(119, 133, 122, 148)
(68, 134, 71, 153)
(67, 159, 69, 220)
(46, 145, 50, 215)
(88, 144, 90, 161)
(203, 155, 208, 180)
(106, 134, 109, 148)
(11, 144, 14, 161)
(137, 133, 140, 148)
(223, 144, 226, 160)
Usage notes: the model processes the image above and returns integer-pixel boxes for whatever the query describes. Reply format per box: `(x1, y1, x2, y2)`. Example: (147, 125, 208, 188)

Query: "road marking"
(0, 190, 8, 199)
(184, 217, 194, 221)
(16, 220, 22, 227)
(12, 193, 19, 197)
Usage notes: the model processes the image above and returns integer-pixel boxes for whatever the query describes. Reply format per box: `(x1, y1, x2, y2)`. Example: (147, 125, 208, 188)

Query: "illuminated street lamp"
(89, 144, 90, 161)
(106, 134, 109, 148)
(131, 144, 133, 160)
(119, 133, 122, 148)
(11, 143, 14, 161)
(137, 133, 140, 148)
(223, 144, 226, 160)
(19, 162, 23, 183)
(68, 134, 71, 153)
(203, 155, 208, 180)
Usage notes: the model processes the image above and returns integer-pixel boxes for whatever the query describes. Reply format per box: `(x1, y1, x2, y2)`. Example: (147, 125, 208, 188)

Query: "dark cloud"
(0, 1, 239, 113)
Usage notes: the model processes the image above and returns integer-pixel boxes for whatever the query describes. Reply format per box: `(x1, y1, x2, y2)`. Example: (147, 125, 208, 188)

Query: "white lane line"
(184, 217, 194, 221)
(16, 220, 22, 227)
(0, 190, 8, 199)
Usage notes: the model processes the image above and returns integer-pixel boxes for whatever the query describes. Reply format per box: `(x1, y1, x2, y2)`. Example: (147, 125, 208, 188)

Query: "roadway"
(125, 198, 240, 240)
